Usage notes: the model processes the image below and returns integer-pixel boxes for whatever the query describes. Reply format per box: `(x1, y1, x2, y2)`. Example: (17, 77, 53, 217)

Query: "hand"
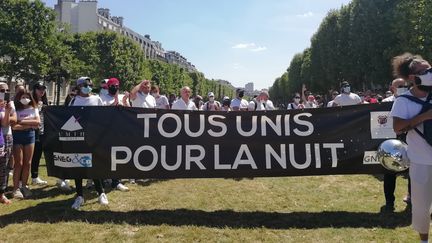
(5, 101, 12, 111)
(302, 84, 306, 92)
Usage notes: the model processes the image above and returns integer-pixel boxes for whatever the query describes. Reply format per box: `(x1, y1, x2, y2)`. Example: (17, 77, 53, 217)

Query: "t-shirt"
(171, 99, 197, 110)
(203, 101, 221, 111)
(17, 107, 39, 122)
(333, 93, 361, 106)
(382, 95, 395, 102)
(231, 98, 249, 111)
(69, 95, 103, 106)
(155, 95, 169, 109)
(390, 90, 432, 165)
(288, 102, 301, 110)
(131, 92, 156, 108)
(248, 100, 275, 111)
(0, 101, 16, 135)
(304, 102, 317, 109)
(100, 93, 127, 106)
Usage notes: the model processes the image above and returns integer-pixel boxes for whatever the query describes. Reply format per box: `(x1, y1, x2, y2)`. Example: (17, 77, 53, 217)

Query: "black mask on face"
(108, 86, 118, 95)
(417, 85, 432, 92)
(238, 91, 244, 98)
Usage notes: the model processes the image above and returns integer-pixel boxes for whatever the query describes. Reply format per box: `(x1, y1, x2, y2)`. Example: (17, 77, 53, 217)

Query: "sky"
(43, 0, 352, 90)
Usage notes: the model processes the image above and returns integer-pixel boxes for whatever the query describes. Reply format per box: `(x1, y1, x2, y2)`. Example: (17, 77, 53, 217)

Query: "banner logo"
(59, 116, 85, 141)
(363, 151, 380, 165)
(370, 112, 396, 139)
(53, 152, 92, 168)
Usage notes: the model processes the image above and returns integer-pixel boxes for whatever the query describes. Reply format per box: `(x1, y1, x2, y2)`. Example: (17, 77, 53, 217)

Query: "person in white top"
(69, 77, 108, 210)
(172, 86, 197, 110)
(100, 77, 130, 107)
(203, 92, 221, 111)
(248, 90, 275, 111)
(332, 81, 362, 106)
(327, 91, 339, 107)
(151, 85, 170, 109)
(129, 80, 156, 108)
(231, 89, 249, 111)
(383, 78, 409, 102)
(287, 93, 304, 110)
(11, 89, 40, 199)
(390, 53, 432, 242)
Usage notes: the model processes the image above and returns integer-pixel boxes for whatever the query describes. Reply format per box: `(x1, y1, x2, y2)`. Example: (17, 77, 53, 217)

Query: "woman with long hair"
(11, 89, 40, 199)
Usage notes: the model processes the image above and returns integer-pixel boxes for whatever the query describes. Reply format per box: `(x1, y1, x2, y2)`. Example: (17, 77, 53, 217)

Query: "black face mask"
(238, 91, 244, 98)
(418, 85, 432, 92)
(108, 86, 118, 95)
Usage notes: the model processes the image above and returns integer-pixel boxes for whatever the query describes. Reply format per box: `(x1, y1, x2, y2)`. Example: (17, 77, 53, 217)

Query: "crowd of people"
(1, 52, 432, 242)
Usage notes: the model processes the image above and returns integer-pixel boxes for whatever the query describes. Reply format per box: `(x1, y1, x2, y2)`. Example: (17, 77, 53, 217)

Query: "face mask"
(100, 89, 108, 96)
(20, 98, 31, 105)
(238, 91, 244, 98)
(81, 86, 92, 94)
(108, 86, 118, 95)
(342, 87, 350, 94)
(209, 97, 214, 102)
(416, 71, 432, 87)
(294, 98, 300, 103)
(396, 87, 408, 96)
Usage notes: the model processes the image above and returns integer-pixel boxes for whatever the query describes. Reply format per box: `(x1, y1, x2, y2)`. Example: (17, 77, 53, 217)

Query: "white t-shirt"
(304, 102, 317, 109)
(288, 102, 301, 110)
(17, 107, 39, 122)
(231, 98, 249, 111)
(131, 92, 156, 108)
(171, 98, 197, 110)
(382, 95, 395, 102)
(155, 95, 169, 109)
(327, 100, 334, 107)
(333, 93, 361, 106)
(0, 102, 16, 135)
(69, 95, 103, 106)
(100, 93, 127, 106)
(390, 90, 432, 165)
(203, 101, 221, 111)
(248, 100, 275, 111)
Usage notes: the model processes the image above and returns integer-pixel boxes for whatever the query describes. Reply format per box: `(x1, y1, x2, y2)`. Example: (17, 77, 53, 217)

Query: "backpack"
(399, 93, 432, 146)
(251, 99, 266, 110)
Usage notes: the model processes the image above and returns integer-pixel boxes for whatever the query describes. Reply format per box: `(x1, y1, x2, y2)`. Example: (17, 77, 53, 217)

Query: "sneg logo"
(59, 116, 85, 141)
(53, 152, 92, 168)
(377, 115, 388, 127)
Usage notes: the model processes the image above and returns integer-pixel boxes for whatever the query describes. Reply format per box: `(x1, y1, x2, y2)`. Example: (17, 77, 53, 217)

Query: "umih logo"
(59, 116, 85, 141)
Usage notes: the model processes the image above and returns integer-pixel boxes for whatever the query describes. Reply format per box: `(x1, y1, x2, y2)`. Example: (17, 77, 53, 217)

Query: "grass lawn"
(0, 159, 422, 242)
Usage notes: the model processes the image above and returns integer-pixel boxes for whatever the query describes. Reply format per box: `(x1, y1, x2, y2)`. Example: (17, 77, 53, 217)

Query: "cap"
(33, 81, 46, 89)
(107, 77, 120, 86)
(223, 96, 230, 101)
(208, 92, 214, 97)
(77, 77, 90, 86)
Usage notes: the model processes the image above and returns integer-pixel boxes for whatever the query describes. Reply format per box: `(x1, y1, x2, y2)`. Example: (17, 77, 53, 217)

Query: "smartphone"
(0, 92, 10, 102)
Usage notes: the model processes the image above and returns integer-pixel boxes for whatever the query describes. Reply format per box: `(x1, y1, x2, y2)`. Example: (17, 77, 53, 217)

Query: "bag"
(399, 93, 432, 146)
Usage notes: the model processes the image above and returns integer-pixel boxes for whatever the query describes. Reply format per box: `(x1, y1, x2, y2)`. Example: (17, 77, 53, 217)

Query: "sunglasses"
(82, 84, 93, 88)
(294, 97, 300, 99)
(0, 89, 10, 93)
(398, 85, 409, 88)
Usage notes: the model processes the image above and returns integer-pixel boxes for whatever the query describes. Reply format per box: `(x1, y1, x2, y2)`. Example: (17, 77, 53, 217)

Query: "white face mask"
(20, 98, 31, 105)
(418, 72, 432, 86)
(396, 87, 408, 96)
(100, 89, 108, 96)
(342, 87, 351, 94)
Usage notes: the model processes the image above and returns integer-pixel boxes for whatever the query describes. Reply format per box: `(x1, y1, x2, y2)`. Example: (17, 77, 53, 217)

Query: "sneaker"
(12, 189, 24, 199)
(71, 196, 84, 210)
(380, 204, 395, 213)
(129, 179, 136, 184)
(85, 179, 94, 189)
(32, 177, 48, 185)
(20, 186, 32, 198)
(98, 193, 109, 205)
(116, 183, 129, 192)
(56, 179, 72, 191)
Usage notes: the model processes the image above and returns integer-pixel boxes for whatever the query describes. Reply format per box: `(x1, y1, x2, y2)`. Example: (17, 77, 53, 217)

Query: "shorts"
(12, 130, 35, 145)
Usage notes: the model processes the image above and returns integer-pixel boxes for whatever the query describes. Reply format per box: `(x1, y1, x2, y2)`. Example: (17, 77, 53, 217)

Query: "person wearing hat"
(69, 77, 107, 210)
(100, 78, 129, 107)
(202, 92, 221, 111)
(30, 81, 48, 186)
(332, 81, 362, 106)
(231, 88, 248, 111)
(99, 79, 109, 96)
(248, 90, 275, 111)
(221, 96, 231, 111)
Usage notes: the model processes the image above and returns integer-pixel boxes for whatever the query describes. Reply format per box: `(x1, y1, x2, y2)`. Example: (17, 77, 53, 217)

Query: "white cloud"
(296, 11, 314, 18)
(232, 43, 256, 49)
(251, 46, 267, 52)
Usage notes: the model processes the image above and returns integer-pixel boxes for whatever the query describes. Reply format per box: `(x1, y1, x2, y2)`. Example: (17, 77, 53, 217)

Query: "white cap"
(208, 92, 214, 97)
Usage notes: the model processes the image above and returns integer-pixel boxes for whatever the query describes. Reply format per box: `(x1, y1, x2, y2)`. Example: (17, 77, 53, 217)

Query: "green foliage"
(270, 0, 432, 103)
(0, 0, 57, 83)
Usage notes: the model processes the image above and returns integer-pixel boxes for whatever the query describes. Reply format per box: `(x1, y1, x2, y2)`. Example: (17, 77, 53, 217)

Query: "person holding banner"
(248, 90, 275, 111)
(151, 85, 170, 109)
(69, 77, 108, 210)
(0, 82, 15, 204)
(230, 88, 248, 111)
(172, 86, 197, 110)
(391, 53, 432, 243)
(11, 89, 40, 199)
(287, 93, 304, 110)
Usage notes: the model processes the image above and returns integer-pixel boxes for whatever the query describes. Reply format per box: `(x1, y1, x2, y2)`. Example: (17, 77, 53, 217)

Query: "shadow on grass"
(0, 199, 411, 229)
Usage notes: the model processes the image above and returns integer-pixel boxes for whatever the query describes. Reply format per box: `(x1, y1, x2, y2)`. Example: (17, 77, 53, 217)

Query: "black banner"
(43, 103, 395, 179)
